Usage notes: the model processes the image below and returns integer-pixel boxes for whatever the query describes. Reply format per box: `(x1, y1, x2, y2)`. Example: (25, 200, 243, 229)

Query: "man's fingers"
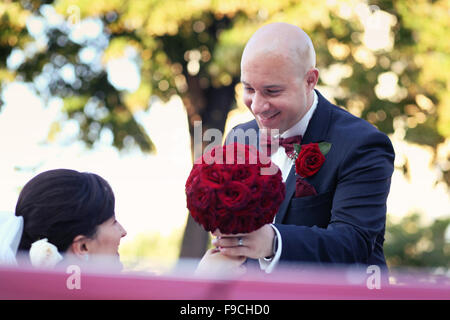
(212, 236, 248, 248)
(212, 229, 247, 238)
(206, 247, 221, 255)
(218, 246, 248, 257)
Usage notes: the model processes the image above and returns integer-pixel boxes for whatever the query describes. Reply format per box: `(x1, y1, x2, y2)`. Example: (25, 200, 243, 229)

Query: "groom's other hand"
(212, 224, 275, 259)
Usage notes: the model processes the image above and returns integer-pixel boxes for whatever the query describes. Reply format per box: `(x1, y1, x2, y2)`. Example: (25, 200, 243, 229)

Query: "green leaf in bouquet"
(294, 144, 302, 154)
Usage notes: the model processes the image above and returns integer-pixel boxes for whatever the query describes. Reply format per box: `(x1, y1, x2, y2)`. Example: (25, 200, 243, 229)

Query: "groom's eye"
(266, 89, 281, 95)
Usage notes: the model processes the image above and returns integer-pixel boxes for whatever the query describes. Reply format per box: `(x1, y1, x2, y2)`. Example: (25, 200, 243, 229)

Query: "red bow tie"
(262, 135, 302, 156)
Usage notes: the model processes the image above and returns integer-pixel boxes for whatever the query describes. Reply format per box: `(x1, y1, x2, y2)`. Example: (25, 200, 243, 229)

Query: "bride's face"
(86, 216, 127, 262)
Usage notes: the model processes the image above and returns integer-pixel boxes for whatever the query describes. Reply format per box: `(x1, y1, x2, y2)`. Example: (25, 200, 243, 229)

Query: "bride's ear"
(69, 235, 90, 258)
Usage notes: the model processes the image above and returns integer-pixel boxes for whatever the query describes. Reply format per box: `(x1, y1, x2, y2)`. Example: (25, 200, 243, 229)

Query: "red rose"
(249, 179, 265, 200)
(200, 165, 231, 189)
(231, 164, 258, 186)
(263, 171, 283, 193)
(211, 203, 228, 218)
(234, 198, 260, 217)
(194, 208, 217, 232)
(216, 181, 250, 211)
(295, 143, 325, 178)
(259, 192, 276, 211)
(190, 183, 215, 210)
(185, 164, 204, 194)
(216, 214, 239, 234)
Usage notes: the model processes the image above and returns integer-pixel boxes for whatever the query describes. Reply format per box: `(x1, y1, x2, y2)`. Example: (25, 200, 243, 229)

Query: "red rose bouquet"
(185, 143, 285, 234)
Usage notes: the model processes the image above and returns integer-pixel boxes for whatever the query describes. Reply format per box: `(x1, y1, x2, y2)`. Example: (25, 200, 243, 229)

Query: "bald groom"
(214, 23, 395, 276)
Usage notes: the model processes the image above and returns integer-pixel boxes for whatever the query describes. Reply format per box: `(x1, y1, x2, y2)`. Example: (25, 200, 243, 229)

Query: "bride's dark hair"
(15, 169, 115, 253)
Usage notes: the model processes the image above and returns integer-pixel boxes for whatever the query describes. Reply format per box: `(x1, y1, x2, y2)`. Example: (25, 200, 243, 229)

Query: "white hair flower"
(29, 238, 63, 269)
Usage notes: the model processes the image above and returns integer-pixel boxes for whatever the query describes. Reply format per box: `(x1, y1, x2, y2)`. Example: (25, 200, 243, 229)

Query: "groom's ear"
(305, 68, 319, 89)
(70, 235, 90, 257)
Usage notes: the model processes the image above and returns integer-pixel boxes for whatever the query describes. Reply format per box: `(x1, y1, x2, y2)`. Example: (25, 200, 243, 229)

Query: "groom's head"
(240, 22, 319, 134)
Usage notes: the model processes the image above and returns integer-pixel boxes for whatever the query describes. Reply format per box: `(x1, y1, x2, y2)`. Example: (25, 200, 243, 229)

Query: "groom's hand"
(211, 224, 275, 259)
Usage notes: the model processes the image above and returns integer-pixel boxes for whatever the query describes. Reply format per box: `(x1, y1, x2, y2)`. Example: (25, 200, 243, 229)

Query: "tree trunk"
(178, 76, 237, 259)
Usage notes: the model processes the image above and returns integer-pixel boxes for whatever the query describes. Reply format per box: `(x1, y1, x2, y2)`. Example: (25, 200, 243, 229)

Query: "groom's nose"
(251, 92, 270, 115)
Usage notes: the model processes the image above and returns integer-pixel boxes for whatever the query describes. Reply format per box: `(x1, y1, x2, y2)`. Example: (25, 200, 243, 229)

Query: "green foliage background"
(385, 214, 450, 270)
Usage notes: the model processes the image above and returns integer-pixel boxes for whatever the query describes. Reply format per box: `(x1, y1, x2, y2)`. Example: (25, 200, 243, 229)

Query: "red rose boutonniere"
(288, 142, 332, 197)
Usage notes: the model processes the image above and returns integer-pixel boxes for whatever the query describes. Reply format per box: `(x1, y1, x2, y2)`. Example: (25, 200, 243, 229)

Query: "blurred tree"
(119, 230, 184, 274)
(0, 0, 449, 258)
(0, 1, 31, 105)
(385, 213, 450, 269)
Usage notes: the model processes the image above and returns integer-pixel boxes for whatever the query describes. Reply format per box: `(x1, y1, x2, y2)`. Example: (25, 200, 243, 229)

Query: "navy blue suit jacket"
(225, 90, 395, 269)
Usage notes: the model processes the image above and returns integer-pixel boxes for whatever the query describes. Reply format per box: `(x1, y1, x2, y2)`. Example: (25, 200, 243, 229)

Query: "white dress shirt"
(259, 90, 318, 273)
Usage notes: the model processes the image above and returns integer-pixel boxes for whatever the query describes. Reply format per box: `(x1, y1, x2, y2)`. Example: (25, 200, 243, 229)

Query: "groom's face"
(241, 52, 310, 134)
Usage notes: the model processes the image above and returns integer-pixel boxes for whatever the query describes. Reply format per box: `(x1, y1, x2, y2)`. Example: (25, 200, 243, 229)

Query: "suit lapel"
(275, 167, 296, 223)
(274, 90, 333, 224)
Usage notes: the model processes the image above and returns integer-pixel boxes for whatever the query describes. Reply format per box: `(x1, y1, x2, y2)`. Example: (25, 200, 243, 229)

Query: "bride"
(0, 169, 245, 275)
(0, 169, 127, 271)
